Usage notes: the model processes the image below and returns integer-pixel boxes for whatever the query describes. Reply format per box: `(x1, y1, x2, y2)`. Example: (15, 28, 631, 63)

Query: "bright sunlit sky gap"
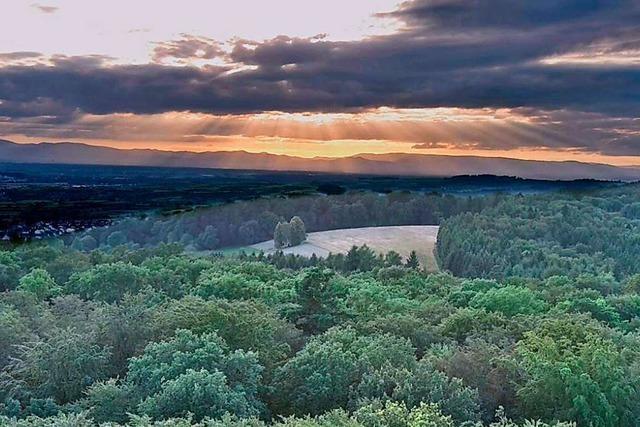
(2, 1, 402, 62)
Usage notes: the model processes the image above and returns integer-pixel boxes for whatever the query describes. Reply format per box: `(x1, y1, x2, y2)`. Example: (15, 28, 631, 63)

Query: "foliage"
(354, 400, 454, 427)
(469, 286, 547, 317)
(2, 327, 109, 404)
(125, 330, 264, 421)
(67, 262, 151, 303)
(437, 189, 640, 280)
(137, 368, 261, 421)
(274, 222, 291, 250)
(3, 184, 640, 426)
(289, 216, 307, 247)
(515, 317, 640, 426)
(274, 217, 307, 249)
(405, 251, 420, 270)
(17, 269, 61, 301)
(71, 191, 495, 251)
(273, 326, 417, 415)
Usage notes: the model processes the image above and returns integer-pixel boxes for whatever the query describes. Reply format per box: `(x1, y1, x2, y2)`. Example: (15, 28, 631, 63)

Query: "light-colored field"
(251, 225, 439, 270)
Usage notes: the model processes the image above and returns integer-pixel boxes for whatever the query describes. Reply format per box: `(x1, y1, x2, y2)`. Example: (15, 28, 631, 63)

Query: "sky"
(0, 0, 639, 164)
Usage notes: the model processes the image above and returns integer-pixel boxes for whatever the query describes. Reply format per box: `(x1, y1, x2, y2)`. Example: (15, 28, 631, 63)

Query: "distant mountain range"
(1, 139, 639, 181)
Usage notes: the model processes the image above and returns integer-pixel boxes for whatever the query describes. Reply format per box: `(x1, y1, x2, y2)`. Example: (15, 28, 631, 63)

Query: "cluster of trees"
(274, 217, 306, 249)
(437, 185, 640, 280)
(0, 237, 639, 426)
(239, 246, 420, 272)
(69, 191, 500, 252)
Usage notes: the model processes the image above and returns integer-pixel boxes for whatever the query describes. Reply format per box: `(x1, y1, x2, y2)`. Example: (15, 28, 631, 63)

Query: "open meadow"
(251, 225, 439, 270)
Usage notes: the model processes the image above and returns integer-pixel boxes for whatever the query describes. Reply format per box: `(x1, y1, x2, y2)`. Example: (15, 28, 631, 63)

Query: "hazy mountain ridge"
(1, 139, 639, 180)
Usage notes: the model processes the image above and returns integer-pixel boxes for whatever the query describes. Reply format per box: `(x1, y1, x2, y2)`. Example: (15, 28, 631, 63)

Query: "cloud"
(2, 108, 639, 157)
(412, 141, 479, 150)
(1, 0, 639, 156)
(0, 53, 637, 117)
(382, 0, 629, 30)
(0, 52, 44, 67)
(152, 34, 224, 64)
(0, 52, 42, 61)
(31, 3, 59, 14)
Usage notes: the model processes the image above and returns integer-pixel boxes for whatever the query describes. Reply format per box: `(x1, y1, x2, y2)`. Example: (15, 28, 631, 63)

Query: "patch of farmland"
(251, 225, 439, 270)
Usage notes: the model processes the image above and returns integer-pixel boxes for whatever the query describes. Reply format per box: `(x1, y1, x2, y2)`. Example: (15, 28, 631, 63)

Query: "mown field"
(251, 225, 439, 270)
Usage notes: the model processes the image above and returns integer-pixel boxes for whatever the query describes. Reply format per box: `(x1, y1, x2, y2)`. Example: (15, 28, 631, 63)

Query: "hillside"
(2, 139, 640, 180)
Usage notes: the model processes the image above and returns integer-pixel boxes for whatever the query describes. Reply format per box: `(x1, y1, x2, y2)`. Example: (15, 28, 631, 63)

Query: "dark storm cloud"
(384, 0, 629, 30)
(229, 35, 329, 67)
(1, 0, 640, 154)
(1, 56, 637, 116)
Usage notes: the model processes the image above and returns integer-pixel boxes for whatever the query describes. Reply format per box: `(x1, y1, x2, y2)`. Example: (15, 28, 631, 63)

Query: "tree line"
(69, 191, 501, 252)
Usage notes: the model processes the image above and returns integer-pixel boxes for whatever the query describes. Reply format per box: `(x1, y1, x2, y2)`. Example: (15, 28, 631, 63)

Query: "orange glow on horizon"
(9, 136, 640, 167)
(5, 107, 640, 167)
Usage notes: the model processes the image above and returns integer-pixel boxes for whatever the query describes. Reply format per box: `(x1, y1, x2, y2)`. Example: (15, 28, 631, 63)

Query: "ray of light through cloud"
(0, 0, 639, 164)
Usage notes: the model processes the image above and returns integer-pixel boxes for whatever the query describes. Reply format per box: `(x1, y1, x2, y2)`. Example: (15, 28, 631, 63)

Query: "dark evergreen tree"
(406, 250, 420, 269)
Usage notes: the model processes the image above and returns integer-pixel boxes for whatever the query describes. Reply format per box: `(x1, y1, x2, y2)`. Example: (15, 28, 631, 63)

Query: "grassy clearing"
(251, 225, 439, 271)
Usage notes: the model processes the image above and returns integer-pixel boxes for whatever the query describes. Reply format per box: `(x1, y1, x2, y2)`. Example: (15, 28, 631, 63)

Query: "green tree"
(289, 216, 307, 247)
(0, 250, 21, 291)
(384, 251, 403, 267)
(17, 268, 61, 300)
(125, 330, 264, 421)
(274, 222, 291, 249)
(0, 306, 29, 370)
(516, 318, 640, 426)
(439, 308, 507, 343)
(405, 251, 419, 270)
(0, 412, 95, 426)
(71, 235, 98, 252)
(273, 326, 416, 416)
(294, 268, 344, 334)
(354, 360, 480, 423)
(470, 285, 547, 317)
(194, 271, 265, 301)
(197, 225, 219, 250)
(441, 339, 518, 421)
(97, 292, 159, 376)
(82, 379, 133, 424)
(154, 296, 300, 378)
(4, 328, 110, 404)
(355, 400, 454, 427)
(138, 368, 261, 421)
(345, 246, 378, 272)
(43, 249, 92, 284)
(106, 231, 128, 247)
(67, 262, 150, 302)
(623, 273, 640, 294)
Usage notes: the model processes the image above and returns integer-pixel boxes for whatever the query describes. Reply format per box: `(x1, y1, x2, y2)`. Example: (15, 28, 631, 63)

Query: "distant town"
(2, 219, 111, 242)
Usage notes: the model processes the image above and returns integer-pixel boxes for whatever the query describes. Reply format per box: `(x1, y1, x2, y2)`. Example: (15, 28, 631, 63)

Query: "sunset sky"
(1, 1, 639, 164)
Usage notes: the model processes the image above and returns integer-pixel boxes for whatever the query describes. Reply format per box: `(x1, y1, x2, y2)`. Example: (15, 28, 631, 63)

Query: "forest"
(69, 192, 499, 251)
(1, 184, 640, 426)
(1, 162, 609, 242)
(436, 184, 640, 280)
